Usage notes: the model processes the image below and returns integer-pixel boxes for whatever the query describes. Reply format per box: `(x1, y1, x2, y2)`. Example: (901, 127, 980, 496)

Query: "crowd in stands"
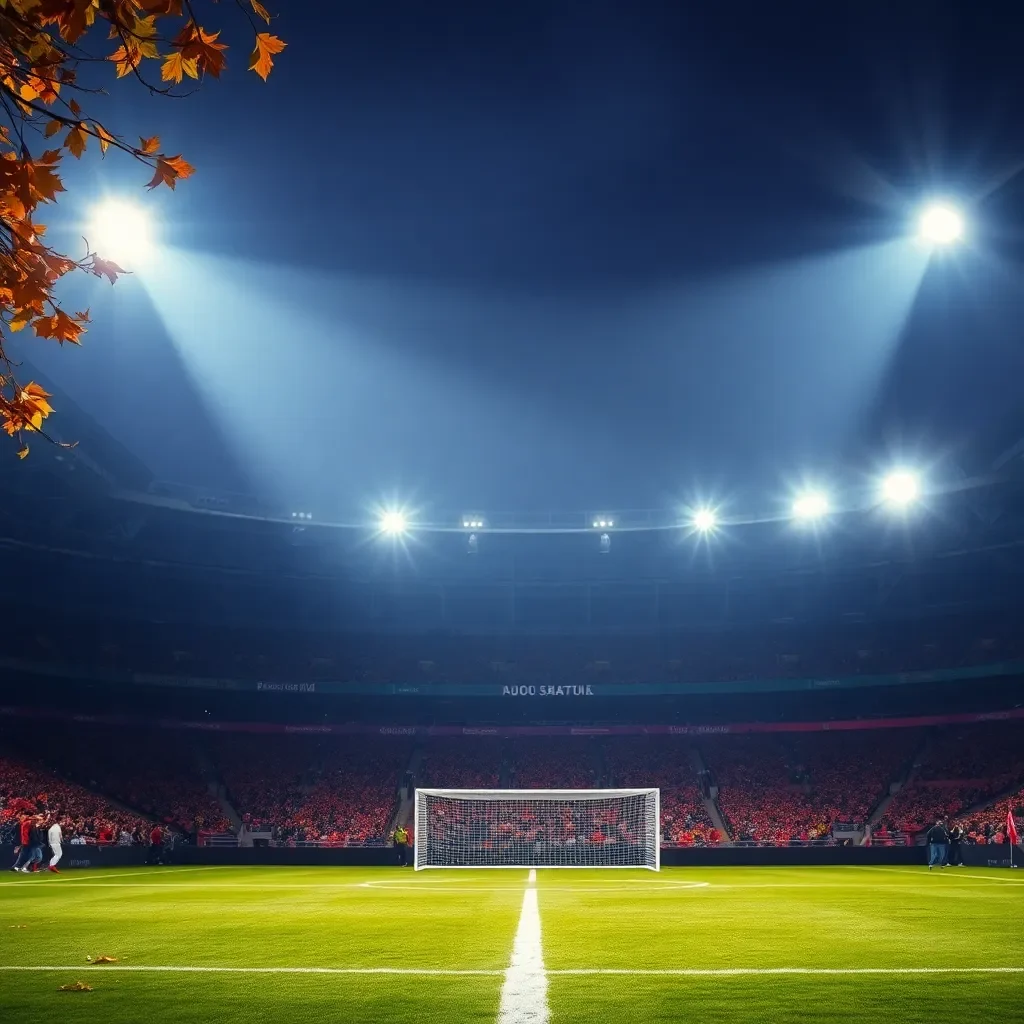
(701, 731, 918, 845)
(1, 722, 1021, 852)
(508, 738, 599, 789)
(419, 740, 503, 789)
(605, 738, 720, 846)
(215, 735, 410, 845)
(878, 722, 1024, 839)
(0, 754, 150, 848)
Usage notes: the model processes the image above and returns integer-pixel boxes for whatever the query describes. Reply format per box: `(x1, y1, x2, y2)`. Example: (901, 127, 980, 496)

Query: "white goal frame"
(413, 788, 660, 871)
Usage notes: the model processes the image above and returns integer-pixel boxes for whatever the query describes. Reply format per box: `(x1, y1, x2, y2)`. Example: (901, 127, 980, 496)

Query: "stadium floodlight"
(462, 516, 485, 529)
(917, 202, 964, 246)
(792, 490, 830, 521)
(379, 510, 408, 535)
(692, 508, 717, 532)
(414, 789, 660, 870)
(592, 518, 615, 529)
(880, 470, 920, 508)
(86, 198, 155, 267)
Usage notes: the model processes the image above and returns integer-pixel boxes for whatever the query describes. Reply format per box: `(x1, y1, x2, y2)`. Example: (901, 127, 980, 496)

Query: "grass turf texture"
(0, 865, 1021, 1023)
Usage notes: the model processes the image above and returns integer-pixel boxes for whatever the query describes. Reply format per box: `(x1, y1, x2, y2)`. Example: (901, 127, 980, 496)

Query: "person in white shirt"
(47, 819, 63, 873)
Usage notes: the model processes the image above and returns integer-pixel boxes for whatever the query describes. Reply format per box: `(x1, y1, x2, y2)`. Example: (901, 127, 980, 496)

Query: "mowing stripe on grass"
(497, 880, 550, 1023)
(1, 966, 1022, 977)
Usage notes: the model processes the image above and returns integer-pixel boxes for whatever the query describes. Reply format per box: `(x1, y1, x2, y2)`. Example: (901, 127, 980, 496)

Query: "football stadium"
(2, 3, 1024, 1023)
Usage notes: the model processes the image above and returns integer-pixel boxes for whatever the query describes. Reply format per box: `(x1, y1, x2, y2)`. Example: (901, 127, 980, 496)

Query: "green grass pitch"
(1, 865, 1021, 1022)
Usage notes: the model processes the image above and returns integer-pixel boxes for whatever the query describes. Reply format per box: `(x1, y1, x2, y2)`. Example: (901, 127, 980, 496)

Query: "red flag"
(1008, 810, 1020, 847)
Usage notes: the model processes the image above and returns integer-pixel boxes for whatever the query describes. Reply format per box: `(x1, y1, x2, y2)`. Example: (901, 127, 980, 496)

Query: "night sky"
(15, 1, 1024, 518)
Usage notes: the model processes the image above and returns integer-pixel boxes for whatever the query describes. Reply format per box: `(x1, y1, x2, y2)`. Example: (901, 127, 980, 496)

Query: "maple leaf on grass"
(249, 32, 286, 81)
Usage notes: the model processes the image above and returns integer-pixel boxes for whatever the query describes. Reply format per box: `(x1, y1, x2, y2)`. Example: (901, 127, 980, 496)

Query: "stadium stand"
(0, 753, 149, 844)
(1, 722, 1021, 851)
(880, 722, 1024, 837)
(212, 735, 410, 845)
(0, 720, 228, 833)
(701, 731, 919, 845)
(604, 738, 720, 845)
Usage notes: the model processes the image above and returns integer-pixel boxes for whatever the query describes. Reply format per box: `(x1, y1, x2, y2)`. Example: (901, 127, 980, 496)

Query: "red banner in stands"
(0, 706, 1022, 735)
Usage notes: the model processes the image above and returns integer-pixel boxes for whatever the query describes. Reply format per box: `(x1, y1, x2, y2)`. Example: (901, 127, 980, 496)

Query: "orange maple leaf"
(177, 24, 228, 78)
(63, 125, 87, 159)
(44, 120, 62, 138)
(250, 0, 271, 24)
(160, 52, 199, 84)
(32, 309, 84, 345)
(16, 446, 29, 459)
(94, 123, 115, 156)
(248, 33, 285, 81)
(145, 154, 194, 190)
(139, 135, 160, 155)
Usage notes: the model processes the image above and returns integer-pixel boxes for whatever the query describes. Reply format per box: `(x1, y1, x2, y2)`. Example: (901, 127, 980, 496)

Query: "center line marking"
(497, 876, 549, 1024)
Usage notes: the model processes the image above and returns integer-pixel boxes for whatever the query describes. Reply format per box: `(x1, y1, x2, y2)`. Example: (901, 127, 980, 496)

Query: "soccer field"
(1, 865, 1021, 1023)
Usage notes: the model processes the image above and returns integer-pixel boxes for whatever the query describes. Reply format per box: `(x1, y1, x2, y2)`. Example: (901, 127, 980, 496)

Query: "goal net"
(414, 788, 660, 870)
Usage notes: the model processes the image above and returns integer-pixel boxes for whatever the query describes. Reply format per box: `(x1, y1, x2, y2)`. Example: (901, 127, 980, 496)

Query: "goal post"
(413, 788, 660, 871)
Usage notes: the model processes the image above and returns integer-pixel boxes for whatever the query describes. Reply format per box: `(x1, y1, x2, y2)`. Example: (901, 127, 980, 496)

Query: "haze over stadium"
(2, 3, 1024, 1024)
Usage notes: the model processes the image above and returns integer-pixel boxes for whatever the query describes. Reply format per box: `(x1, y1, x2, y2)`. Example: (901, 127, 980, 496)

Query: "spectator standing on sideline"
(393, 824, 410, 866)
(926, 819, 949, 870)
(11, 812, 31, 872)
(47, 817, 63, 873)
(948, 821, 964, 866)
(20, 815, 46, 873)
(148, 824, 164, 866)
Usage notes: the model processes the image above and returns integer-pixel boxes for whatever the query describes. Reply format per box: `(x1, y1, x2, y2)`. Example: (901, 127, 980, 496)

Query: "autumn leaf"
(32, 309, 85, 345)
(108, 45, 142, 79)
(248, 32, 286, 81)
(145, 154, 194, 190)
(9, 309, 33, 332)
(176, 24, 229, 78)
(63, 125, 87, 159)
(90, 257, 128, 284)
(0, 0, 281, 454)
(94, 123, 115, 156)
(160, 52, 199, 84)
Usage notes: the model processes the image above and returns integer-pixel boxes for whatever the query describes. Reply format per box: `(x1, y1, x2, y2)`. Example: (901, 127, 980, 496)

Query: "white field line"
(1, 966, 1022, 977)
(497, 879, 550, 1024)
(528, 869, 536, 884)
(852, 867, 1024, 885)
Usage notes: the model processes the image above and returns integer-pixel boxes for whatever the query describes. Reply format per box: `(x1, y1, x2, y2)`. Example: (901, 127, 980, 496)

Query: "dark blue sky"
(16, 0, 1024, 516)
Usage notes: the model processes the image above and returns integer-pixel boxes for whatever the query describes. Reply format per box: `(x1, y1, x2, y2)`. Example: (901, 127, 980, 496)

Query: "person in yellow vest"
(393, 824, 411, 867)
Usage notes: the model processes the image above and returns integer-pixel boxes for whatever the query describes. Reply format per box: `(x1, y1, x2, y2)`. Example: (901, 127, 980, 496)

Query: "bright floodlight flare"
(880, 470, 920, 507)
(86, 199, 155, 268)
(379, 510, 408, 535)
(692, 508, 717, 532)
(918, 202, 964, 246)
(792, 490, 830, 521)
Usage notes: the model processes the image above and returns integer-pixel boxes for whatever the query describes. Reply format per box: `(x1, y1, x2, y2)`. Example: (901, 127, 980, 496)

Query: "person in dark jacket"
(947, 822, 964, 866)
(926, 820, 949, 869)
